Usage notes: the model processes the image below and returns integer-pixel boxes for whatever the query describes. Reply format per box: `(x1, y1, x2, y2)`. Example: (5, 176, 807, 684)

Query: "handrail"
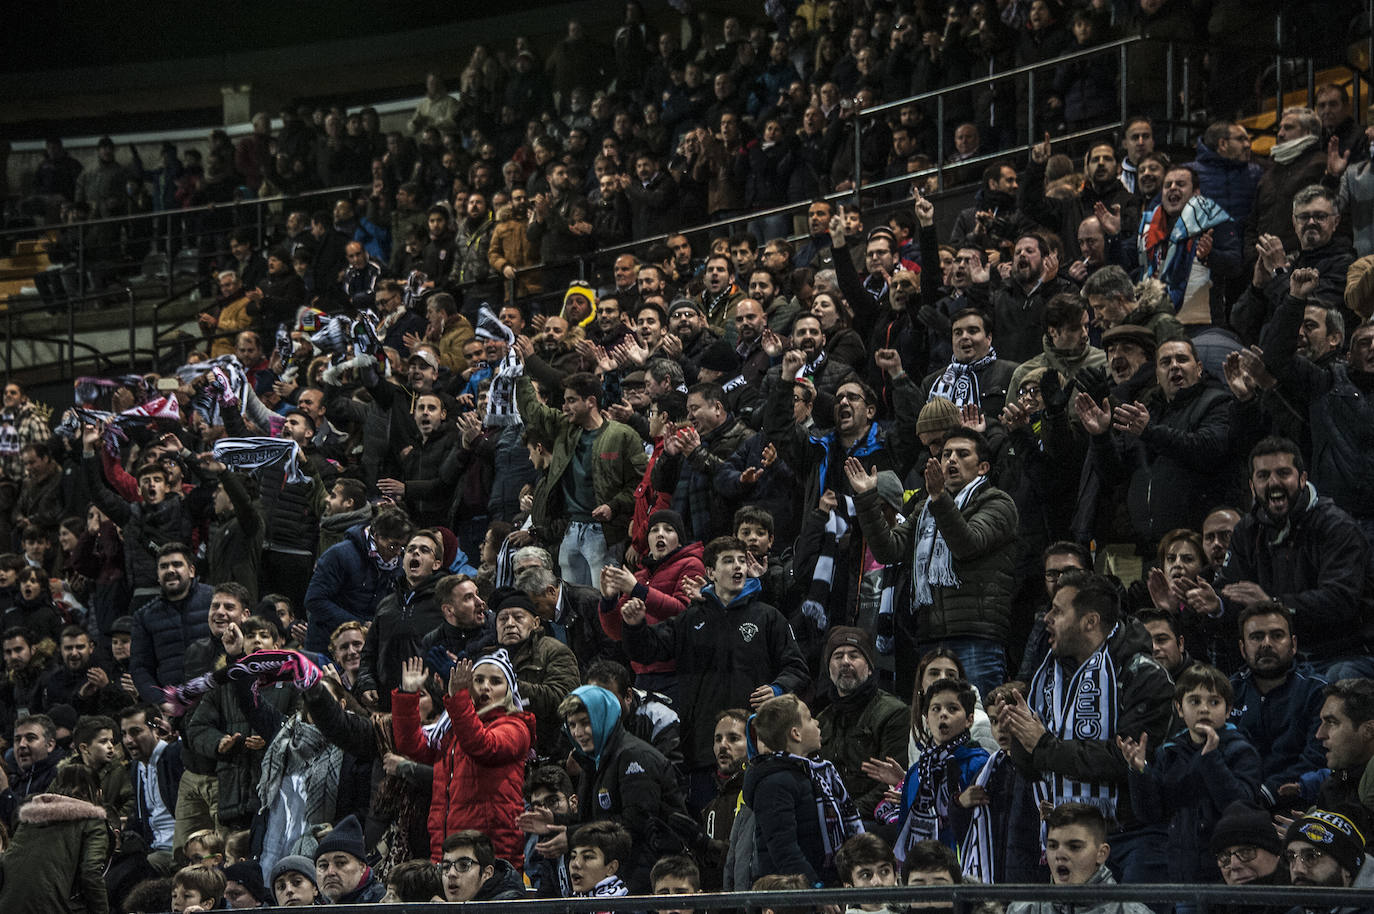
(864, 36, 1143, 117)
(0, 182, 370, 238)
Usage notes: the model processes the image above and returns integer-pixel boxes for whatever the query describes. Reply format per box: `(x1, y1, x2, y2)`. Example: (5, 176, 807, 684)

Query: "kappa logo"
(624, 761, 645, 775)
(739, 622, 759, 642)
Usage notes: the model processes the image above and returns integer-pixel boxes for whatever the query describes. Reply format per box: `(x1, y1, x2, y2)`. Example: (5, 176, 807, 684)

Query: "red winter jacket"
(629, 438, 674, 559)
(392, 688, 536, 865)
(599, 541, 705, 675)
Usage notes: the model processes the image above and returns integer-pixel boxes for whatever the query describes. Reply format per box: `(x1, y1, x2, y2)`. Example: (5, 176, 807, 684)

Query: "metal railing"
(241, 881, 1374, 913)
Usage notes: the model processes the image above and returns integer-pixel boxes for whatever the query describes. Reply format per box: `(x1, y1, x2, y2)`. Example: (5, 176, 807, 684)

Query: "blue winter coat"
(1193, 139, 1264, 228)
(896, 741, 989, 851)
(302, 524, 402, 652)
(1128, 723, 1262, 883)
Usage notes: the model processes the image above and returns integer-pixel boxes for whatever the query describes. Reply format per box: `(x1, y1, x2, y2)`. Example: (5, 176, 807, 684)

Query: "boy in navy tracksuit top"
(1120, 663, 1262, 883)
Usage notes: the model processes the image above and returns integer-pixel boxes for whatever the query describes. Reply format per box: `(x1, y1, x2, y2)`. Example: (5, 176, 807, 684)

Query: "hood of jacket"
(18, 793, 107, 824)
(702, 575, 762, 611)
(476, 857, 527, 900)
(1130, 277, 1175, 320)
(567, 683, 622, 768)
(642, 540, 705, 573)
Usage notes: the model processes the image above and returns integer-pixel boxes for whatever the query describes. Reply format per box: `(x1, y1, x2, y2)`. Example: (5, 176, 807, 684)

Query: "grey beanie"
(270, 854, 320, 896)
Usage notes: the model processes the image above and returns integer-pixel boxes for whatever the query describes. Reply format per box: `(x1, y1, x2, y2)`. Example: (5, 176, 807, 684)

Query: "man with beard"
(1190, 437, 1374, 682)
(921, 309, 1018, 421)
(128, 543, 213, 706)
(1067, 216, 1119, 284)
(1133, 151, 1170, 208)
(378, 393, 459, 528)
(625, 153, 680, 239)
(449, 193, 496, 304)
(699, 709, 749, 890)
(667, 299, 722, 385)
(120, 704, 181, 872)
(1259, 270, 1374, 530)
(746, 267, 799, 334)
(988, 234, 1077, 363)
(1195, 121, 1263, 229)
(794, 199, 838, 271)
(666, 234, 700, 285)
(489, 187, 541, 301)
(1129, 165, 1242, 327)
(731, 298, 773, 391)
(636, 264, 670, 306)
(1226, 602, 1328, 811)
(697, 254, 745, 339)
(40, 625, 128, 716)
(1082, 264, 1185, 344)
(1021, 136, 1138, 262)
(522, 315, 586, 385)
(1314, 681, 1374, 809)
(950, 163, 1035, 252)
(1203, 507, 1242, 568)
(419, 573, 494, 663)
(1282, 807, 1374, 892)
(816, 627, 908, 829)
(761, 313, 857, 413)
(1008, 294, 1106, 400)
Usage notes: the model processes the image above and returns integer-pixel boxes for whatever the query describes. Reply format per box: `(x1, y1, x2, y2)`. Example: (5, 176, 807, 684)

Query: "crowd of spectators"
(6, 0, 1374, 912)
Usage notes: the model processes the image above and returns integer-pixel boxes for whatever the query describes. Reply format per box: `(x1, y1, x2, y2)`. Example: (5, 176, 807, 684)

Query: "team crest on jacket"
(739, 622, 759, 642)
(598, 788, 612, 809)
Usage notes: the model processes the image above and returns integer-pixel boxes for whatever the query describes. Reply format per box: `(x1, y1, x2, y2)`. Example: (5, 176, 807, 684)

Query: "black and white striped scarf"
(893, 730, 970, 861)
(476, 306, 523, 427)
(929, 349, 998, 407)
(1029, 625, 1121, 820)
(959, 749, 1003, 882)
(212, 437, 308, 484)
(776, 752, 864, 868)
(800, 500, 852, 633)
(912, 476, 987, 605)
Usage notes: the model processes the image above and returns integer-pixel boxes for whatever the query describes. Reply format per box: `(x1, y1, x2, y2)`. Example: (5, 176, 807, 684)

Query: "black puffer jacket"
(1090, 378, 1234, 547)
(1213, 485, 1374, 661)
(357, 573, 444, 709)
(82, 455, 192, 590)
(397, 425, 461, 528)
(186, 676, 303, 823)
(128, 583, 214, 705)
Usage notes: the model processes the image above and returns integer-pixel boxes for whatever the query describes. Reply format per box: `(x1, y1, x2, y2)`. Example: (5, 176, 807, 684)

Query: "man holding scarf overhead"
(845, 427, 1018, 697)
(1133, 164, 1242, 327)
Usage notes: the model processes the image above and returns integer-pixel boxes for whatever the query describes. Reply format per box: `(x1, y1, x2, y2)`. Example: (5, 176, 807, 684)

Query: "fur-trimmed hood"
(18, 793, 107, 824)
(1132, 277, 1174, 317)
(6, 636, 56, 686)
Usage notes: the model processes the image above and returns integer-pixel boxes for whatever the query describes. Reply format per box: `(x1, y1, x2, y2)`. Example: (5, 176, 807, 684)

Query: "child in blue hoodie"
(879, 678, 989, 863)
(1119, 663, 1263, 884)
(559, 684, 693, 893)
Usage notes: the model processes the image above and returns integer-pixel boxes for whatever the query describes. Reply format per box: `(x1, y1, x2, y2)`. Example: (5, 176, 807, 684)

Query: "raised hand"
(399, 656, 427, 693)
(781, 348, 806, 378)
(761, 328, 785, 357)
(1111, 401, 1150, 436)
(818, 488, 839, 513)
(760, 443, 777, 467)
(1074, 392, 1112, 434)
(923, 456, 945, 497)
(829, 213, 847, 248)
(1146, 566, 1174, 610)
(873, 348, 903, 376)
(1116, 731, 1149, 772)
(1236, 346, 1276, 390)
(844, 456, 879, 493)
(448, 658, 474, 697)
(1031, 131, 1052, 164)
(1328, 135, 1352, 178)
(1093, 201, 1122, 237)
(1195, 229, 1214, 262)
(1223, 351, 1256, 402)
(913, 186, 935, 227)
(680, 575, 706, 603)
(959, 402, 986, 432)
(619, 597, 647, 625)
(860, 756, 906, 787)
(1290, 266, 1320, 300)
(1040, 250, 1060, 283)
(1001, 399, 1029, 430)
(1197, 723, 1220, 755)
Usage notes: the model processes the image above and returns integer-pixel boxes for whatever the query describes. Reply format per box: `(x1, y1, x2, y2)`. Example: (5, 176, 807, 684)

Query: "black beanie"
(1209, 801, 1284, 856)
(225, 861, 270, 903)
(647, 509, 687, 544)
(314, 814, 366, 862)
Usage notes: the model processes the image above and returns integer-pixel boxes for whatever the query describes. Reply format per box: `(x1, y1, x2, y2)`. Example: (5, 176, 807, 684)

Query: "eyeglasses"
(1044, 568, 1069, 581)
(439, 857, 480, 873)
(1284, 848, 1327, 867)
(1295, 211, 1333, 223)
(1216, 847, 1261, 868)
(1018, 386, 1042, 397)
(835, 391, 867, 403)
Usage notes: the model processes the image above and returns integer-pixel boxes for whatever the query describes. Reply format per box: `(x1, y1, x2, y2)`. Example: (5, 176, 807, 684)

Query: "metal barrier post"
(76, 225, 86, 304)
(1120, 43, 1129, 127)
(936, 95, 946, 192)
(1026, 69, 1036, 146)
(1166, 43, 1176, 125)
(128, 288, 137, 371)
(1275, 13, 1285, 118)
(1307, 58, 1315, 108)
(852, 108, 863, 196)
(1181, 47, 1191, 133)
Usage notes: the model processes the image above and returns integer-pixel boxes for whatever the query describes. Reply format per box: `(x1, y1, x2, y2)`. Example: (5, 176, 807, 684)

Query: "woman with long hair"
(0, 762, 111, 913)
(391, 650, 536, 866)
(809, 290, 867, 369)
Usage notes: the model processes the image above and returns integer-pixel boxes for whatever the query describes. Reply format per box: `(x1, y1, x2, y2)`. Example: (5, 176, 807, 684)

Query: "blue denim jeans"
(559, 521, 608, 587)
(927, 637, 1006, 699)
